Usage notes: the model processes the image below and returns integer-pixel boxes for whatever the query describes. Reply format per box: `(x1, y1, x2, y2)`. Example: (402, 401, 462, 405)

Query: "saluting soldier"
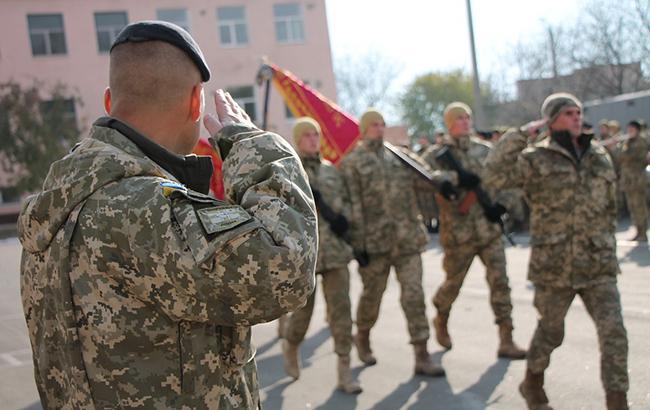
(484, 93, 629, 410)
(618, 120, 649, 241)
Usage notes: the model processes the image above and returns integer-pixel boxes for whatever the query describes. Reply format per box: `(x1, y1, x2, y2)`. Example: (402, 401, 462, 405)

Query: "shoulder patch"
(160, 181, 187, 197)
(197, 206, 252, 234)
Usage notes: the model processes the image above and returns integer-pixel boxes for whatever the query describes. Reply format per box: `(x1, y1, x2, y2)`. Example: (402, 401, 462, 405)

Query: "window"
(273, 3, 304, 44)
(40, 98, 77, 126)
(94, 12, 128, 53)
(27, 14, 67, 56)
(217, 7, 248, 47)
(157, 8, 190, 32)
(227, 86, 257, 122)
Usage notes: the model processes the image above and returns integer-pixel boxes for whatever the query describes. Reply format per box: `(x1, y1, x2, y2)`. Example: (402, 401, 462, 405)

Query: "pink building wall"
(0, 0, 337, 141)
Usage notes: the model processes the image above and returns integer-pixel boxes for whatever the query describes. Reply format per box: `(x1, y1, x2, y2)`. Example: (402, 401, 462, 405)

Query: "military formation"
(16, 18, 647, 410)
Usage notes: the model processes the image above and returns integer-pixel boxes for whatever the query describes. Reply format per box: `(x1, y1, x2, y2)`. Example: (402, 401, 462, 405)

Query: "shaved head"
(109, 40, 201, 112)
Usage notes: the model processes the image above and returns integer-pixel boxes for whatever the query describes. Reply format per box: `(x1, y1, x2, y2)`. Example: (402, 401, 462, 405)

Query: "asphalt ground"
(1, 224, 648, 409)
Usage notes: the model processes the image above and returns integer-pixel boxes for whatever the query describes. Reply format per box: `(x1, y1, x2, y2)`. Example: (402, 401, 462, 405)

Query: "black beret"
(627, 120, 642, 130)
(110, 20, 211, 82)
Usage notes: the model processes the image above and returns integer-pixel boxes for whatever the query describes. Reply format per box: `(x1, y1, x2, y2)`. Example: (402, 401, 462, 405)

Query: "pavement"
(1, 224, 648, 409)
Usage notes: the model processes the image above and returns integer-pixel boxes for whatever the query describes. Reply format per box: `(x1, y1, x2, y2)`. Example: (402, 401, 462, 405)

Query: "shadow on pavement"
(619, 243, 650, 267)
(260, 326, 332, 409)
(21, 403, 42, 410)
(369, 351, 512, 410)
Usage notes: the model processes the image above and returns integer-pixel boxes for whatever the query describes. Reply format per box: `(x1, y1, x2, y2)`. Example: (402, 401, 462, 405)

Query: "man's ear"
(103, 87, 112, 115)
(190, 84, 204, 122)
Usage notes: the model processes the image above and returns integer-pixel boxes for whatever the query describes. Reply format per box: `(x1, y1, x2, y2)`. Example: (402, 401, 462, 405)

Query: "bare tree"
(333, 51, 402, 118)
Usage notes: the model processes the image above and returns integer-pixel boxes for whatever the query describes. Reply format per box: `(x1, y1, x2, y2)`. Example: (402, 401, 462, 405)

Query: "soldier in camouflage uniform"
(18, 22, 317, 409)
(618, 120, 649, 241)
(281, 117, 362, 394)
(484, 93, 629, 410)
(421, 102, 527, 360)
(339, 109, 449, 377)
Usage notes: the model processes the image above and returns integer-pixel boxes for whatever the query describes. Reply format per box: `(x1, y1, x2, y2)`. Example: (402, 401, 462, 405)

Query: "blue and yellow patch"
(160, 181, 187, 197)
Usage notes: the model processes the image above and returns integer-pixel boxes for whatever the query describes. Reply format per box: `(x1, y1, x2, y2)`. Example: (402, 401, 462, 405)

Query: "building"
(583, 89, 650, 129)
(0, 0, 336, 138)
(0, 0, 337, 205)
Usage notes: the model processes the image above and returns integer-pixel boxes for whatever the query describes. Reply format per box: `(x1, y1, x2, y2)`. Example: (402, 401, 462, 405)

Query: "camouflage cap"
(292, 117, 321, 145)
(541, 93, 582, 124)
(443, 102, 472, 130)
(359, 109, 385, 136)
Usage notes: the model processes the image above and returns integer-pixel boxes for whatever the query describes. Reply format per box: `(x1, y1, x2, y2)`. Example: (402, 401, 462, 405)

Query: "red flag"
(265, 63, 360, 164)
(192, 138, 225, 199)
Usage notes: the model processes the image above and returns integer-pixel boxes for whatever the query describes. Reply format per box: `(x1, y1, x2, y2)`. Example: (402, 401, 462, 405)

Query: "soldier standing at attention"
(421, 102, 527, 360)
(618, 120, 649, 241)
(339, 109, 447, 377)
(281, 117, 362, 394)
(484, 93, 629, 410)
(18, 21, 317, 409)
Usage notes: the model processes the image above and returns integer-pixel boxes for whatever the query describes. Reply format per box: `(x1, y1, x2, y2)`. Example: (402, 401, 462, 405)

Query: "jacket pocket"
(588, 233, 619, 277)
(529, 233, 569, 285)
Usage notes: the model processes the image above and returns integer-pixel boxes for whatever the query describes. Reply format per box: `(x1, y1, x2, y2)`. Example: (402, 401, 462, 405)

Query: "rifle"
(312, 189, 369, 267)
(435, 146, 515, 246)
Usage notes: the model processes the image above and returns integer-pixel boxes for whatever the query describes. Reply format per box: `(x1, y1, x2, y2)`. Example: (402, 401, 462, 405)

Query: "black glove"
(439, 180, 458, 201)
(484, 203, 507, 223)
(457, 170, 481, 189)
(354, 249, 370, 267)
(330, 214, 349, 237)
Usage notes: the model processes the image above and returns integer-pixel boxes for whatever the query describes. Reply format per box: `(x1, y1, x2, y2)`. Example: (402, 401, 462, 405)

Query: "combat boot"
(336, 355, 362, 394)
(413, 342, 446, 377)
(433, 314, 452, 350)
(277, 314, 287, 339)
(497, 321, 527, 360)
(632, 231, 648, 242)
(354, 329, 377, 365)
(282, 339, 301, 380)
(606, 391, 629, 410)
(519, 369, 553, 410)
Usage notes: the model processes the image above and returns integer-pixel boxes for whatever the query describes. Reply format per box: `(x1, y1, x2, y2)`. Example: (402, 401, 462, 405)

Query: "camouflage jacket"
(302, 155, 353, 272)
(421, 135, 501, 249)
(484, 130, 619, 289)
(339, 139, 443, 256)
(18, 118, 317, 409)
(618, 135, 649, 190)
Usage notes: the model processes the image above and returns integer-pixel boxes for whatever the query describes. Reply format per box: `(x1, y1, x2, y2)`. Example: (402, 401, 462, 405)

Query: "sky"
(325, 0, 585, 99)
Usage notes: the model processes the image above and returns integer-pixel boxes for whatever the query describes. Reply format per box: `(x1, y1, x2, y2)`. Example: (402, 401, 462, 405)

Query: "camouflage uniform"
(284, 155, 354, 356)
(484, 130, 629, 393)
(618, 135, 649, 238)
(339, 139, 443, 343)
(18, 118, 317, 409)
(421, 135, 513, 325)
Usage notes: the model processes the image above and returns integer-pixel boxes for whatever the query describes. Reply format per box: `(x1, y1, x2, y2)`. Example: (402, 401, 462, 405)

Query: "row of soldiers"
(279, 93, 631, 410)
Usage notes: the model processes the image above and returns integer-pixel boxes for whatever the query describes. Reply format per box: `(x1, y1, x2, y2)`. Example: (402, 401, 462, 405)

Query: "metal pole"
(262, 78, 271, 130)
(466, 0, 486, 130)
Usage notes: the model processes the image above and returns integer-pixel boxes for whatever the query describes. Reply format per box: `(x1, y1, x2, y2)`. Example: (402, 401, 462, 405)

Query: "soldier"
(484, 93, 629, 410)
(599, 119, 611, 141)
(421, 102, 527, 360)
(17, 21, 317, 409)
(619, 120, 649, 241)
(339, 109, 449, 377)
(281, 117, 362, 394)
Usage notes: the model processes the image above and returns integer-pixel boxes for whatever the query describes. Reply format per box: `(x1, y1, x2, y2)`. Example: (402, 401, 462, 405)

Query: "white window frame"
(95, 12, 128, 53)
(217, 7, 248, 48)
(274, 3, 305, 44)
(156, 8, 190, 33)
(227, 86, 258, 124)
(27, 14, 67, 56)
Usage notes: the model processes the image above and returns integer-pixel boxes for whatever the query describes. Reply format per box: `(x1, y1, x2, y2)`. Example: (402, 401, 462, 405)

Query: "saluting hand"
(203, 89, 256, 137)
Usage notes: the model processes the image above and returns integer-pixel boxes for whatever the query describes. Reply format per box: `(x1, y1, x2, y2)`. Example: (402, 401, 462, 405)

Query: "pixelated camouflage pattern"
(339, 139, 442, 256)
(284, 267, 353, 355)
(484, 130, 620, 289)
(527, 282, 628, 392)
(618, 135, 649, 233)
(421, 135, 501, 249)
(301, 155, 353, 272)
(18, 121, 317, 409)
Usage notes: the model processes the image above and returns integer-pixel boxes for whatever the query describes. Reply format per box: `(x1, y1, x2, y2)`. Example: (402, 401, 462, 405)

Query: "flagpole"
(262, 78, 271, 130)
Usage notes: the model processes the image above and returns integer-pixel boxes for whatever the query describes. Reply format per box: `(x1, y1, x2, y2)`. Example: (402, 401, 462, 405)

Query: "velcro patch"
(160, 181, 187, 198)
(196, 206, 253, 234)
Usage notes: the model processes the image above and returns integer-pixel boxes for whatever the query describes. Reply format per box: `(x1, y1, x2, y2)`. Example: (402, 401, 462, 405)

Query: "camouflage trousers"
(356, 252, 429, 344)
(284, 267, 353, 356)
(624, 185, 648, 234)
(528, 281, 629, 392)
(434, 237, 513, 324)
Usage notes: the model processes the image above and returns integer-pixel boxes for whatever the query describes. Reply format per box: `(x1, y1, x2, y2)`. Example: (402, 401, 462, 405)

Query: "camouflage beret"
(541, 93, 582, 124)
(443, 102, 472, 130)
(359, 109, 385, 136)
(292, 117, 321, 145)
